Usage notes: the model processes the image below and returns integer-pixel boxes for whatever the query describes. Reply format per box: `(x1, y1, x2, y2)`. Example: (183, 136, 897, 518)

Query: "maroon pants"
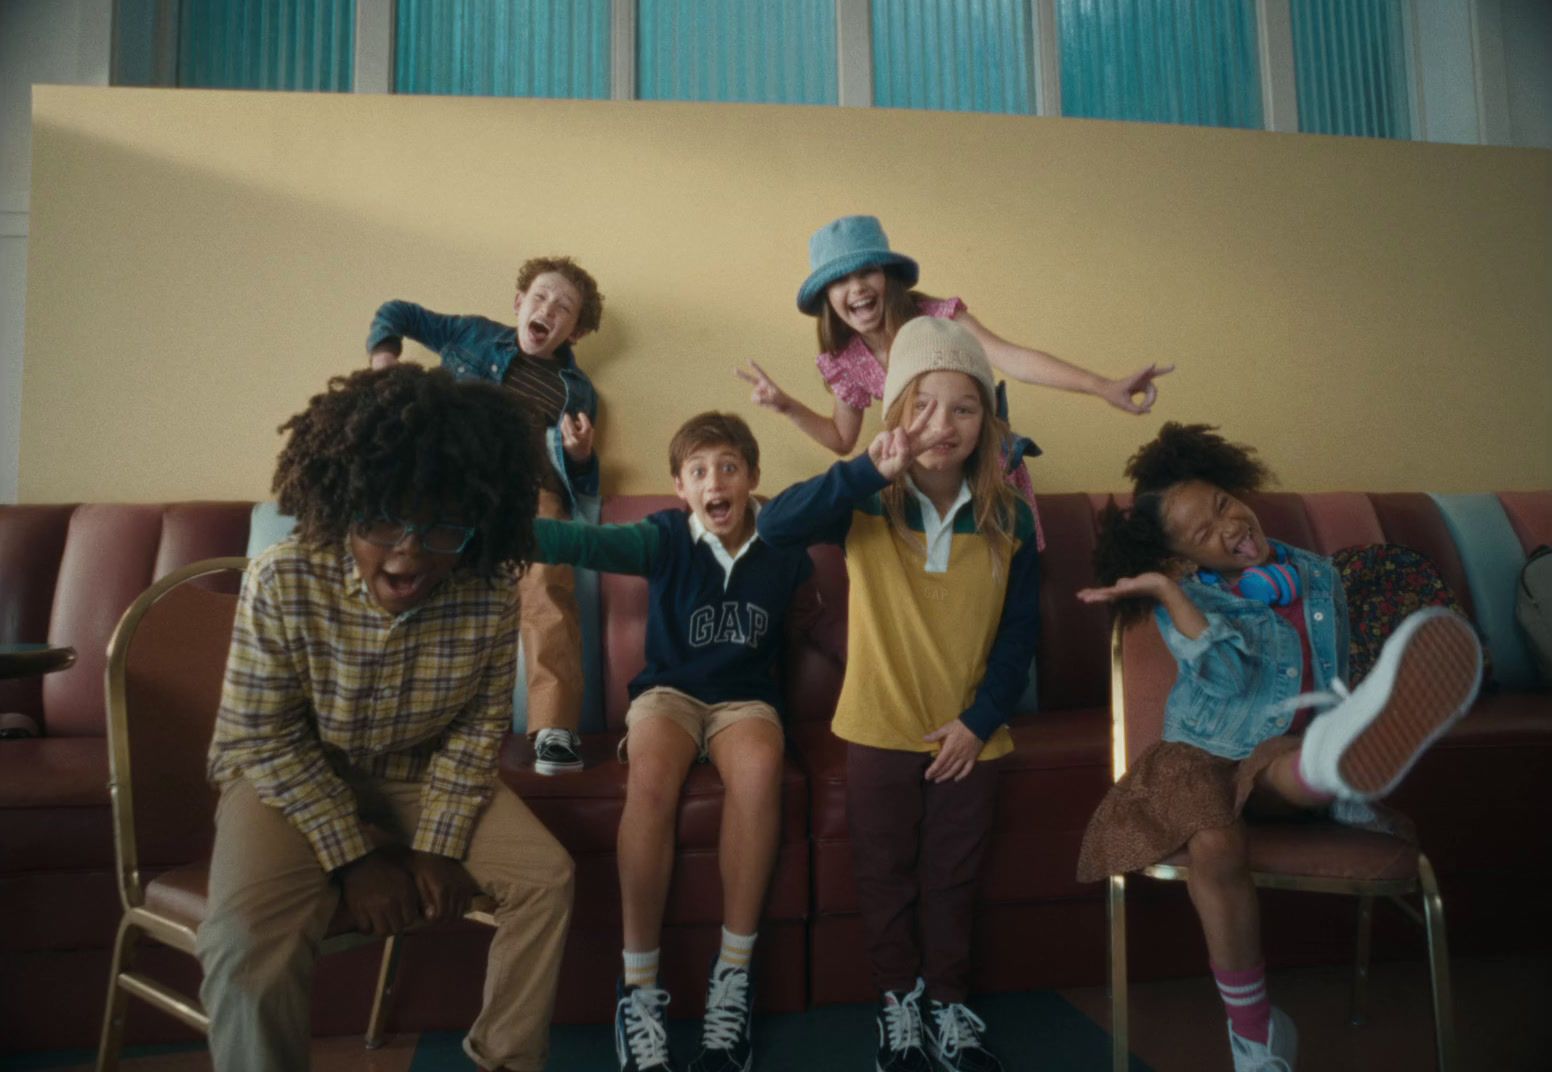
(845, 742, 1002, 1003)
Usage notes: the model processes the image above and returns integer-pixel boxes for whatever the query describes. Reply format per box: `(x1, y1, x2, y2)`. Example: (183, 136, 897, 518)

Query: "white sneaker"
(1295, 608, 1482, 801)
(1229, 1006, 1298, 1071)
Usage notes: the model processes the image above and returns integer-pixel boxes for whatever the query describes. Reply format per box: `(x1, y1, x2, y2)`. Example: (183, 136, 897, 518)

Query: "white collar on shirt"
(905, 476, 972, 574)
(688, 500, 762, 589)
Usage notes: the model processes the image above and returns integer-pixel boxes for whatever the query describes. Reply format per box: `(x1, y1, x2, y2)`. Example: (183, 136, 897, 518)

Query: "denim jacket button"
(1313, 611, 1325, 622)
(1285, 667, 1298, 678)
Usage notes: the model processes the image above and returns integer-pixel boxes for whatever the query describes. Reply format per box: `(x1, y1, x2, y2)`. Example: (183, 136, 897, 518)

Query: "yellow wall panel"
(22, 86, 1551, 502)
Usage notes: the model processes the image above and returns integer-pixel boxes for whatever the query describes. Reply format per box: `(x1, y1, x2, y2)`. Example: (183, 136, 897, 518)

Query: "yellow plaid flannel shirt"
(207, 538, 520, 872)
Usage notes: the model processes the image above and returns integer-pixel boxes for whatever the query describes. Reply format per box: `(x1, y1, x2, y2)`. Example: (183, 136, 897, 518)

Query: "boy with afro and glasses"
(197, 364, 573, 1072)
(368, 256, 605, 775)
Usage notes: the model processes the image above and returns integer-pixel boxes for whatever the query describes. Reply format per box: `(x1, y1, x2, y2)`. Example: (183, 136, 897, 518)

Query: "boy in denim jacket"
(368, 257, 603, 773)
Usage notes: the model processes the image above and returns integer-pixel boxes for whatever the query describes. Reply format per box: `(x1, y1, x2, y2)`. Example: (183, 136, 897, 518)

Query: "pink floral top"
(814, 296, 1045, 550)
(816, 297, 966, 411)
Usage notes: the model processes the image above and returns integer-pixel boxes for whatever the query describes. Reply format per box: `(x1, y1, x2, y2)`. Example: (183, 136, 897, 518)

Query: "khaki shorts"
(620, 686, 782, 761)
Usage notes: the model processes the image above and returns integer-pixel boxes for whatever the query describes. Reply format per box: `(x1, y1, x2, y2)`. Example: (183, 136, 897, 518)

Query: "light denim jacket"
(367, 302, 600, 513)
(1156, 542, 1349, 761)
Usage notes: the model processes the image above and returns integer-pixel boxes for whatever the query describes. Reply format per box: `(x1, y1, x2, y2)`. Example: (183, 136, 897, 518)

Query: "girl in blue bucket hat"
(737, 215, 1173, 544)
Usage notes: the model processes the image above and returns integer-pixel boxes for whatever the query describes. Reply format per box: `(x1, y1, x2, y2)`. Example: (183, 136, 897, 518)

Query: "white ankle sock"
(715, 926, 757, 974)
(623, 947, 659, 989)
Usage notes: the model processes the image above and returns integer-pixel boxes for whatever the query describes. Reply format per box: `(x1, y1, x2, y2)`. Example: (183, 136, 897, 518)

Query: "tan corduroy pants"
(520, 487, 584, 734)
(195, 777, 574, 1072)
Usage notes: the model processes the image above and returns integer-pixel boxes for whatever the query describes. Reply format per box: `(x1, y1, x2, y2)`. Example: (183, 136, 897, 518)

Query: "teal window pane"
(872, 0, 1033, 114)
(637, 0, 837, 104)
(396, 0, 611, 98)
(1057, 0, 1262, 128)
(1291, 0, 1411, 138)
(179, 0, 355, 91)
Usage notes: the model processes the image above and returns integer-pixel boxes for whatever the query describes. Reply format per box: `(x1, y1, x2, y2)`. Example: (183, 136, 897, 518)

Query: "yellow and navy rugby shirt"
(207, 538, 519, 872)
(758, 455, 1040, 758)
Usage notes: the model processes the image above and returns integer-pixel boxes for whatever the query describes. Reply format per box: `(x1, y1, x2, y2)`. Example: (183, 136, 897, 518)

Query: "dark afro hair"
(1124, 421, 1271, 499)
(1093, 423, 1273, 622)
(271, 364, 543, 580)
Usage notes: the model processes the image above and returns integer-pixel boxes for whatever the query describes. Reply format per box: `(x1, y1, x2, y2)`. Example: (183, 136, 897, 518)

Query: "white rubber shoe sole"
(1301, 608, 1482, 801)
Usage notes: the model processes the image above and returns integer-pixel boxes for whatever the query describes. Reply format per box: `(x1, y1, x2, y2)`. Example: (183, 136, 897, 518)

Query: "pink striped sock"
(1212, 962, 1271, 1045)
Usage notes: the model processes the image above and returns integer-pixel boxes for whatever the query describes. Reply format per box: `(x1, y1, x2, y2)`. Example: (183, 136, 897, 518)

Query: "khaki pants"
(195, 777, 574, 1072)
(521, 487, 583, 734)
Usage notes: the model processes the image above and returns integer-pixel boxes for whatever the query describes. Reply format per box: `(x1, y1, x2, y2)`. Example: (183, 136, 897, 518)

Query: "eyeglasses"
(355, 514, 475, 555)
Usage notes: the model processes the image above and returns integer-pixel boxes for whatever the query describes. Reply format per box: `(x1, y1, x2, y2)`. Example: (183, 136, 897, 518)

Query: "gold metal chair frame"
(1104, 620, 1456, 1072)
(96, 558, 495, 1069)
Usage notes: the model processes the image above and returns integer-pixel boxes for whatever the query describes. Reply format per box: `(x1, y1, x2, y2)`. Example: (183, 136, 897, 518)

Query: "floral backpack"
(1332, 543, 1488, 687)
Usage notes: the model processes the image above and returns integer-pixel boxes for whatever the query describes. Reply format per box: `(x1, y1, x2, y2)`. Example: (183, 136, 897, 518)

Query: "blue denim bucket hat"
(796, 215, 920, 315)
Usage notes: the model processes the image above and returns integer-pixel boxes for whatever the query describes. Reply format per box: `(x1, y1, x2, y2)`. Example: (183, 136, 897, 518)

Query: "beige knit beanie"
(882, 316, 997, 417)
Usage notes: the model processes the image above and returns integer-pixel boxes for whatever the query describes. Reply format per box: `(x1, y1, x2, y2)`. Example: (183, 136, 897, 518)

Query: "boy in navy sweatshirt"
(531, 412, 814, 1072)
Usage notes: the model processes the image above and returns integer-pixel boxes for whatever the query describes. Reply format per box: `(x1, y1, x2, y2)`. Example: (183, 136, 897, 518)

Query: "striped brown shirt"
(502, 351, 568, 428)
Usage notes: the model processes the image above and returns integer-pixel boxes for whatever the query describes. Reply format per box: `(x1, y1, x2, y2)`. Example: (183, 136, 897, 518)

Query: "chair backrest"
(1111, 616, 1178, 780)
(105, 558, 247, 907)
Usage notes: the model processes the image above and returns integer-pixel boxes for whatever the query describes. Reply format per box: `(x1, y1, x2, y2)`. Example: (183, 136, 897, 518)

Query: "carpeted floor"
(6, 954, 1547, 1071)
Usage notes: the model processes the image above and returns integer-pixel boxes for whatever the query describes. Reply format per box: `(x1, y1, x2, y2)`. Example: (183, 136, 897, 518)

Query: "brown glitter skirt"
(1075, 737, 1300, 883)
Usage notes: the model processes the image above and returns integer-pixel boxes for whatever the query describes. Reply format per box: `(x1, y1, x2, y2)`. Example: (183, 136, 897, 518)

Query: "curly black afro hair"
(1124, 421, 1271, 500)
(1094, 423, 1274, 622)
(272, 364, 543, 581)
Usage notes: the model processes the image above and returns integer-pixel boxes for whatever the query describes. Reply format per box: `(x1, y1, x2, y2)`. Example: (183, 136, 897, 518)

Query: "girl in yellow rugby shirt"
(758, 317, 1039, 1072)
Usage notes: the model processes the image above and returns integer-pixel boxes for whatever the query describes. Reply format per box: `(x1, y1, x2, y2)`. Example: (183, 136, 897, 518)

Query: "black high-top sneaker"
(923, 998, 1003, 1072)
(875, 980, 932, 1072)
(687, 958, 753, 1071)
(614, 978, 677, 1071)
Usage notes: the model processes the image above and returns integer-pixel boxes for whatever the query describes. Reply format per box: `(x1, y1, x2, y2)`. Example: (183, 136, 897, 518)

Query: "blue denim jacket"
(367, 302, 600, 512)
(1156, 542, 1349, 760)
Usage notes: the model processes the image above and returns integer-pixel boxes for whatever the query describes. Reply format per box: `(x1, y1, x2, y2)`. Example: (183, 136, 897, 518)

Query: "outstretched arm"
(532, 517, 660, 575)
(366, 301, 470, 368)
(758, 401, 944, 548)
(955, 311, 1173, 415)
(1078, 572, 1208, 639)
(736, 361, 865, 454)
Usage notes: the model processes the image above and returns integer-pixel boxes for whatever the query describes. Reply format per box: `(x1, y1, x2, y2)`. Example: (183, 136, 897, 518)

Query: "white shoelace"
(931, 1002, 988, 1058)
(618, 986, 672, 1068)
(700, 966, 750, 1050)
(1271, 677, 1351, 718)
(536, 727, 577, 749)
(880, 980, 925, 1052)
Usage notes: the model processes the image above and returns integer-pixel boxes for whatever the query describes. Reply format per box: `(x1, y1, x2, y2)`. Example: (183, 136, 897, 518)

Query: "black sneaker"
(688, 960, 753, 1072)
(875, 981, 932, 1072)
(533, 728, 584, 775)
(923, 999, 1002, 1072)
(614, 979, 676, 1071)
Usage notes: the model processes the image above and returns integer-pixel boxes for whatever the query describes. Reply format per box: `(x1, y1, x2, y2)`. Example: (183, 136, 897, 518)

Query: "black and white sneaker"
(875, 980, 933, 1072)
(688, 960, 753, 1071)
(923, 999, 1003, 1072)
(533, 727, 584, 775)
(615, 979, 676, 1071)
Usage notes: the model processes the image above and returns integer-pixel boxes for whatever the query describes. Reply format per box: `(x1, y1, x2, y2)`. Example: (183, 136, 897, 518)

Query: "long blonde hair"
(878, 375, 1021, 579)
